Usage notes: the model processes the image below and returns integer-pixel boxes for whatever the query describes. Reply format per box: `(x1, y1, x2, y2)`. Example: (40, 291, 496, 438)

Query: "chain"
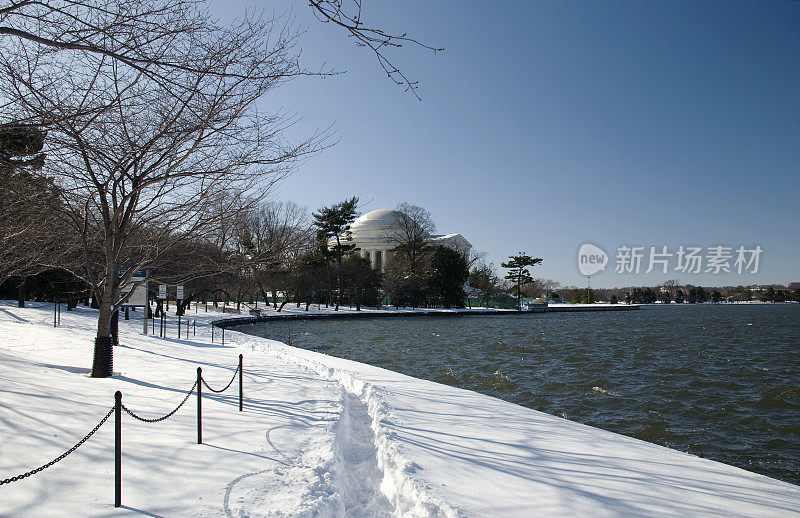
(121, 381, 197, 423)
(201, 365, 239, 393)
(1, 357, 240, 486)
(0, 407, 115, 485)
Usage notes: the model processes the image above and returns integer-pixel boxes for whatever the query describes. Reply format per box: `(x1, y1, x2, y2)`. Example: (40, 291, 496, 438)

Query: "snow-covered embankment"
(0, 302, 798, 516)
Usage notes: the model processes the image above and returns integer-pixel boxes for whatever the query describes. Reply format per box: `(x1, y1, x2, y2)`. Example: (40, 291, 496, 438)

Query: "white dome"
(351, 209, 400, 227)
(329, 208, 471, 271)
(349, 209, 402, 241)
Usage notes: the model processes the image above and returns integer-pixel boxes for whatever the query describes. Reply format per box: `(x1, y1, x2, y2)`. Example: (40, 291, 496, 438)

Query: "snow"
(1, 301, 798, 517)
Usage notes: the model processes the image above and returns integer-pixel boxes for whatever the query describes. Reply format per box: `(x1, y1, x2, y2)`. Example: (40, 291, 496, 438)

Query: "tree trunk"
(17, 277, 25, 308)
(91, 259, 118, 378)
(111, 309, 119, 345)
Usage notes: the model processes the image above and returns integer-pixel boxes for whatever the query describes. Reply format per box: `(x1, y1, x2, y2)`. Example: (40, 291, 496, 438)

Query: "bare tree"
(240, 201, 313, 308)
(522, 278, 561, 298)
(1, 0, 442, 378)
(388, 202, 436, 274)
(1, 7, 323, 376)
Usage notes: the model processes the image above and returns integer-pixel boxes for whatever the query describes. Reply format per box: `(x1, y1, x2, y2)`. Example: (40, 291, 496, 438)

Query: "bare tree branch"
(307, 0, 442, 100)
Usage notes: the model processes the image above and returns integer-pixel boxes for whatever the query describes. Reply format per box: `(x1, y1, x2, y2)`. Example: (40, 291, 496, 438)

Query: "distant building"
(340, 209, 471, 272)
(788, 282, 800, 289)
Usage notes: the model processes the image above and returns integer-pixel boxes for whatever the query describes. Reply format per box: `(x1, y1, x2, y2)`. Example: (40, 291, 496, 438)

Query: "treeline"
(0, 190, 475, 313)
(551, 283, 800, 304)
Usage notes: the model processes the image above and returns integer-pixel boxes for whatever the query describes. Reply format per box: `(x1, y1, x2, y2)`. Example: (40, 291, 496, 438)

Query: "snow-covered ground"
(1, 301, 798, 517)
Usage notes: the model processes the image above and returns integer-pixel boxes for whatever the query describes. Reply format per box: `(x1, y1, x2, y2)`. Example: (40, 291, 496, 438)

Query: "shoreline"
(212, 303, 641, 328)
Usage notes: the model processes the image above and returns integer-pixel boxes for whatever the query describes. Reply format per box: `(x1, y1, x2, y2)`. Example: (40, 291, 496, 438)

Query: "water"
(238, 304, 800, 485)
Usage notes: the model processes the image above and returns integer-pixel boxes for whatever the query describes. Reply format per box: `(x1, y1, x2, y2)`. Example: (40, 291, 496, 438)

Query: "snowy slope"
(0, 301, 798, 517)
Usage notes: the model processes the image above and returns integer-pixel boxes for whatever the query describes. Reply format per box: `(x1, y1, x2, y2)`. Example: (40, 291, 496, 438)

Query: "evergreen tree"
(428, 246, 469, 308)
(342, 254, 383, 310)
(571, 288, 596, 304)
(312, 197, 359, 310)
(501, 252, 542, 310)
(468, 263, 501, 307)
(0, 124, 46, 174)
(0, 124, 64, 302)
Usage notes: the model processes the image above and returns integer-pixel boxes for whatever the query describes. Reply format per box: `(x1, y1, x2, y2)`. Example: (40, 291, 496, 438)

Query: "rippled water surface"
(239, 304, 799, 484)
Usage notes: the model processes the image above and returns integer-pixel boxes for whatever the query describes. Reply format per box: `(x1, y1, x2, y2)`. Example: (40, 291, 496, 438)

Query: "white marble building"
(341, 209, 472, 272)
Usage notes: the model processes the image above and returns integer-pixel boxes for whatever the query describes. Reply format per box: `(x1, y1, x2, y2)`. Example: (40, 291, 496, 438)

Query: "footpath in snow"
(0, 301, 798, 517)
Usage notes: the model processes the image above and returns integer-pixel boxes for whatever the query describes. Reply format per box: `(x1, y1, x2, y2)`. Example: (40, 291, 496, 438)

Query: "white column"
(360, 249, 367, 259)
(381, 250, 388, 273)
(369, 250, 377, 270)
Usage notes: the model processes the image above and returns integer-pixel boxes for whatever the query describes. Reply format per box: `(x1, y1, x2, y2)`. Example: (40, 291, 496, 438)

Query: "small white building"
(340, 209, 471, 272)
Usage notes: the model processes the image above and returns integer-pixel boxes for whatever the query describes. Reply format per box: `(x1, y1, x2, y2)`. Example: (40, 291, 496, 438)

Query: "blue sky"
(215, 1, 799, 288)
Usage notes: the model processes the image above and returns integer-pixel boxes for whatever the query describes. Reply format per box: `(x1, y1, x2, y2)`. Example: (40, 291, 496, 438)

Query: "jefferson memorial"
(346, 209, 472, 272)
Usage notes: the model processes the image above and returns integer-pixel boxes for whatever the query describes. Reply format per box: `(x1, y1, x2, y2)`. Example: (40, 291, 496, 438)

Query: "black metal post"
(238, 354, 243, 411)
(54, 302, 57, 327)
(193, 319, 196, 336)
(178, 315, 181, 339)
(57, 302, 61, 326)
(196, 367, 202, 444)
(211, 323, 214, 343)
(114, 391, 122, 507)
(152, 310, 155, 334)
(222, 326, 225, 347)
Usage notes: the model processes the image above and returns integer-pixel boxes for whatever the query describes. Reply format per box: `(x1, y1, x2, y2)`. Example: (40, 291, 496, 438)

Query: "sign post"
(158, 285, 167, 337)
(176, 285, 184, 339)
(117, 269, 148, 335)
(142, 283, 148, 336)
